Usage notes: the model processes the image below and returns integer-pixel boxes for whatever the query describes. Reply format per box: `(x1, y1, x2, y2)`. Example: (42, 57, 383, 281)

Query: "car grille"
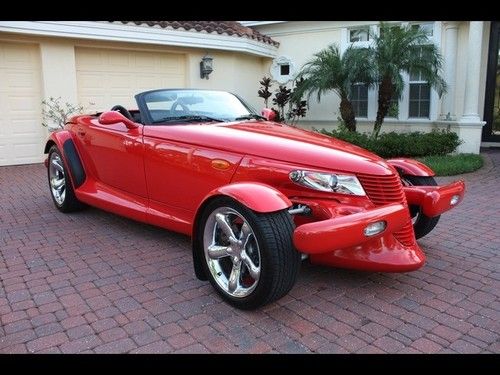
(357, 173, 416, 247)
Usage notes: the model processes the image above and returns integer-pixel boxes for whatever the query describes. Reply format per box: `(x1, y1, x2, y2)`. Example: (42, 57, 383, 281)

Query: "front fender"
(44, 130, 74, 155)
(201, 182, 292, 214)
(386, 158, 435, 177)
(44, 130, 86, 189)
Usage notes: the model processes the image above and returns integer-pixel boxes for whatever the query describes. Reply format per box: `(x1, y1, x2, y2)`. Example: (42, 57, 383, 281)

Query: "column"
(460, 21, 484, 122)
(440, 22, 459, 120)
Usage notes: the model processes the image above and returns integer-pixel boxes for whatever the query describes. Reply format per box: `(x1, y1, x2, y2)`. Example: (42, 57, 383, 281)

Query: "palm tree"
(293, 44, 374, 132)
(366, 22, 447, 138)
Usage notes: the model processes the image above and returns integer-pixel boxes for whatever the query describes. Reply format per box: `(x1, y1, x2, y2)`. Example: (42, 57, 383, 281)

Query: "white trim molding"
(0, 21, 279, 58)
(239, 21, 287, 27)
(270, 55, 296, 84)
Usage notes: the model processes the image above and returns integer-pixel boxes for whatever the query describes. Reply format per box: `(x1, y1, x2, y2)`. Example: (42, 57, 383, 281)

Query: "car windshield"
(140, 89, 258, 124)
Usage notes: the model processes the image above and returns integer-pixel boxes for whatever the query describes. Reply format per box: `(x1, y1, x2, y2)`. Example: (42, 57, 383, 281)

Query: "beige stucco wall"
(255, 21, 492, 153)
(0, 21, 493, 159)
(186, 50, 267, 110)
(0, 32, 269, 115)
(258, 22, 351, 121)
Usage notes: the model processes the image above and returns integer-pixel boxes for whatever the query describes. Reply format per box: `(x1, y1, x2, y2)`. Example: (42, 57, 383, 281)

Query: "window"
(280, 64, 290, 76)
(411, 22, 433, 37)
(409, 69, 430, 118)
(270, 56, 295, 84)
(350, 83, 368, 118)
(350, 28, 370, 42)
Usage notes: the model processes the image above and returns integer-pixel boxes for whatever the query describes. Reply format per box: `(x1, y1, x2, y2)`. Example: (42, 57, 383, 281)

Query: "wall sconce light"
(200, 54, 213, 79)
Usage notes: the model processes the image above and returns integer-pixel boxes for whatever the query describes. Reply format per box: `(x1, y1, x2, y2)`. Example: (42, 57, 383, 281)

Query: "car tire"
(47, 145, 86, 213)
(402, 175, 440, 239)
(198, 196, 301, 310)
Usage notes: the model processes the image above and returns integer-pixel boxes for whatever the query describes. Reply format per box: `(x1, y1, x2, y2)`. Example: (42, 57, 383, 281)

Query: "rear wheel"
(198, 197, 301, 310)
(401, 175, 440, 239)
(47, 145, 86, 213)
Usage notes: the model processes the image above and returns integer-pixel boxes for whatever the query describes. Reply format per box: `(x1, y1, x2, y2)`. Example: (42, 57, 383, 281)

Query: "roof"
(114, 21, 279, 47)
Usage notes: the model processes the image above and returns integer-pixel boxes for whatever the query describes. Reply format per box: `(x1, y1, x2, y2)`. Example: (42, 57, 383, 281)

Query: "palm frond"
(294, 43, 375, 103)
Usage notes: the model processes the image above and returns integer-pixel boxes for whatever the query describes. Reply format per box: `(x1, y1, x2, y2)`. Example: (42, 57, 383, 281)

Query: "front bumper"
(403, 180, 465, 217)
(292, 180, 465, 272)
(293, 203, 408, 254)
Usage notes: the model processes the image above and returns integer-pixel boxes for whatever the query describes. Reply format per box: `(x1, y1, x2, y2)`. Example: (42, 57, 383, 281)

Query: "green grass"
(417, 154, 484, 176)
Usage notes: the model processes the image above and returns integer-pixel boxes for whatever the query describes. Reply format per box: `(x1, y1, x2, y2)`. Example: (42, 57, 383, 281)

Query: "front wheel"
(47, 145, 86, 213)
(401, 175, 440, 239)
(198, 197, 301, 310)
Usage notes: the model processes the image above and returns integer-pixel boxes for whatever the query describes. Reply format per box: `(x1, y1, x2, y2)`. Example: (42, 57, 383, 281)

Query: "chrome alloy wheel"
(203, 207, 261, 298)
(49, 152, 66, 206)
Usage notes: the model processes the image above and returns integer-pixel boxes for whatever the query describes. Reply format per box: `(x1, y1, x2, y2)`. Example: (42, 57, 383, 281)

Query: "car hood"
(143, 121, 394, 176)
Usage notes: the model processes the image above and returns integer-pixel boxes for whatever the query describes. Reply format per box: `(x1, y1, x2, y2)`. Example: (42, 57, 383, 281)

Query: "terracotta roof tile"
(112, 21, 279, 47)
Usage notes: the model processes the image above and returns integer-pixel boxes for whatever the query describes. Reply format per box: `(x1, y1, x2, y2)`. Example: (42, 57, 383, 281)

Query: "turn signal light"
(450, 195, 460, 206)
(364, 221, 387, 237)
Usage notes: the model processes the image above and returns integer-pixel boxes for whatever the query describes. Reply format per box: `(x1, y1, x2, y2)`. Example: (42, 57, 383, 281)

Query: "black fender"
(45, 131, 86, 189)
(62, 139, 86, 188)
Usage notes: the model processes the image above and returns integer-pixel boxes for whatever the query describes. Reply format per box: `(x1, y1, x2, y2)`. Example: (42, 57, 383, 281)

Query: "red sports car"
(44, 89, 465, 309)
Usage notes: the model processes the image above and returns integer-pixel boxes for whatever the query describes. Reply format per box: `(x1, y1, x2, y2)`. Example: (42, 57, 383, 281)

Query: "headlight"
(289, 170, 366, 196)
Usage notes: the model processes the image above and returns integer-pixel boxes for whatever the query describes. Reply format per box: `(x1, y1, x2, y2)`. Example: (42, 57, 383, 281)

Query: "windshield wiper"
(153, 115, 226, 124)
(234, 114, 266, 121)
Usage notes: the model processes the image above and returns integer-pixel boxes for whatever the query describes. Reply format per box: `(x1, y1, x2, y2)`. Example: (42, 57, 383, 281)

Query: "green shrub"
(319, 129, 461, 158)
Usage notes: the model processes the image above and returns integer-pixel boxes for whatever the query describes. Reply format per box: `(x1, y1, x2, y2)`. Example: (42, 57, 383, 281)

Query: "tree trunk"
(339, 95, 357, 132)
(373, 75, 394, 138)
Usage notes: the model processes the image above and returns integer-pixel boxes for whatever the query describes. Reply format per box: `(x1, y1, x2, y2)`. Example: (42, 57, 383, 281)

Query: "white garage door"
(0, 42, 44, 166)
(76, 47, 186, 112)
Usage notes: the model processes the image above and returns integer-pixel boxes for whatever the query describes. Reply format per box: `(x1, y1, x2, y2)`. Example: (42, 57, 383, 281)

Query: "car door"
(74, 117, 147, 198)
(143, 125, 242, 212)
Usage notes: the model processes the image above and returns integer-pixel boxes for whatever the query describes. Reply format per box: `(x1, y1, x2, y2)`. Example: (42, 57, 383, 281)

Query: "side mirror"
(98, 111, 138, 129)
(261, 108, 277, 122)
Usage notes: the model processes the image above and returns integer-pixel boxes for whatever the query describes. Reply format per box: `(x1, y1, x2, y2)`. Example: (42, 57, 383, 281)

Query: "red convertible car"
(44, 89, 465, 309)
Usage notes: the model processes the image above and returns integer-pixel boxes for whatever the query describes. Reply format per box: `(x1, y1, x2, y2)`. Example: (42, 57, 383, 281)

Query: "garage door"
(0, 42, 43, 166)
(76, 47, 186, 112)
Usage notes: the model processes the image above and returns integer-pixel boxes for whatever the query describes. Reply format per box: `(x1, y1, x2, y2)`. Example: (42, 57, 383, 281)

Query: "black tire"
(197, 196, 301, 310)
(47, 145, 86, 213)
(402, 175, 440, 239)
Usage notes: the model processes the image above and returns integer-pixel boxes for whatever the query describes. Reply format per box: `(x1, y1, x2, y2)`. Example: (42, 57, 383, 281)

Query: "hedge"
(319, 129, 462, 158)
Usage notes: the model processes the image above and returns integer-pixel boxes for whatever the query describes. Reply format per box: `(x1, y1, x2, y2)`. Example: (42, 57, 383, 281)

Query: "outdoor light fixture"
(200, 55, 213, 79)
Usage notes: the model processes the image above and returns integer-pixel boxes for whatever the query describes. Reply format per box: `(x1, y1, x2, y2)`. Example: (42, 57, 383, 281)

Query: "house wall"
(0, 31, 270, 165)
(0, 21, 491, 165)
(0, 31, 269, 112)
(186, 50, 267, 110)
(255, 21, 491, 154)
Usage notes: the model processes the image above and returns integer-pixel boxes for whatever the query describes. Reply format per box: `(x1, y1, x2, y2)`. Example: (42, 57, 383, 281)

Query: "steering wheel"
(110, 105, 134, 121)
(170, 100, 190, 114)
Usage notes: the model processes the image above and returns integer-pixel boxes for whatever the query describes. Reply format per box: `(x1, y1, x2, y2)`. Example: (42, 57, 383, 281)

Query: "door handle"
(77, 129, 86, 137)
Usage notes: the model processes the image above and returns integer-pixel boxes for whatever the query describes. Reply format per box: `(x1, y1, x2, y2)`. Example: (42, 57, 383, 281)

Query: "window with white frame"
(350, 83, 368, 118)
(342, 22, 437, 121)
(409, 68, 431, 118)
(270, 56, 296, 84)
(349, 28, 370, 42)
(408, 43, 432, 118)
(411, 22, 434, 37)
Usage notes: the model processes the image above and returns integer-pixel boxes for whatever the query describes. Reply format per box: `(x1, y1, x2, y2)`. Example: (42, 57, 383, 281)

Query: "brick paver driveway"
(1, 150, 499, 354)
